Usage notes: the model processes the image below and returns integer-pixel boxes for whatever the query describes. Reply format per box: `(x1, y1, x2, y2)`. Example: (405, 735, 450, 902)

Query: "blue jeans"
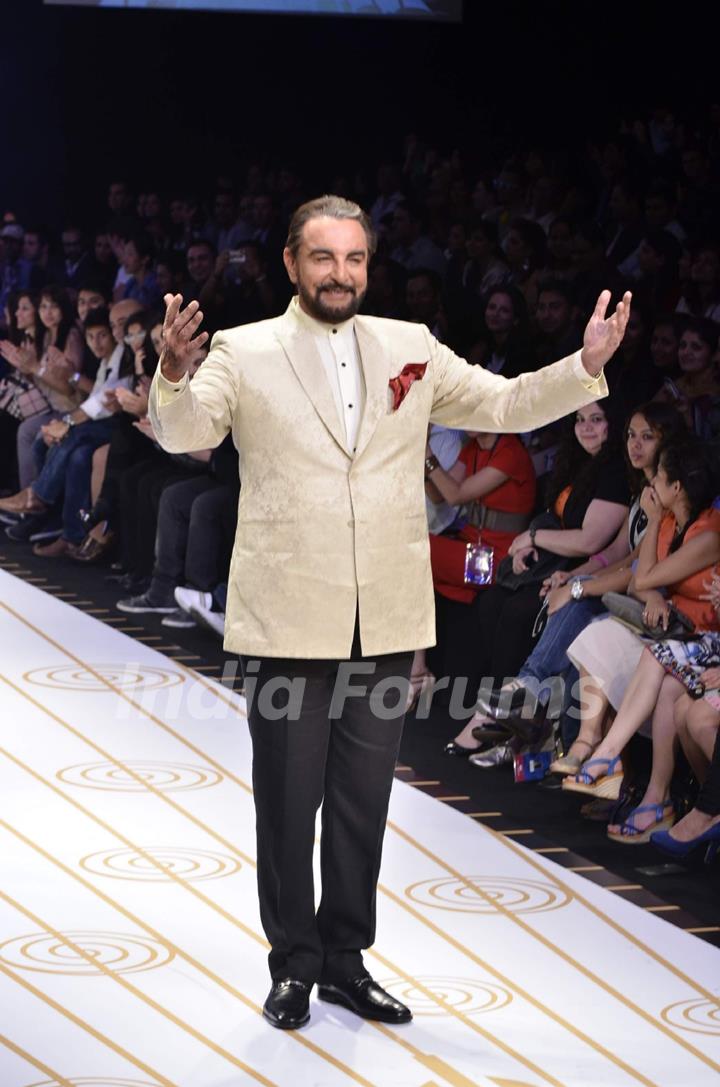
(521, 597, 602, 684)
(33, 419, 116, 543)
(519, 596, 604, 746)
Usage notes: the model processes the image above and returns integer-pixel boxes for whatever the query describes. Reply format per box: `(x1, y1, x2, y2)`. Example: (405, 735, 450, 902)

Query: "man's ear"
(283, 246, 297, 284)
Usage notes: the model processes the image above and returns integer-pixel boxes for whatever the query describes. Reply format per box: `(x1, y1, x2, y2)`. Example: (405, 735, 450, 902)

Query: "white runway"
(1, 568, 719, 1087)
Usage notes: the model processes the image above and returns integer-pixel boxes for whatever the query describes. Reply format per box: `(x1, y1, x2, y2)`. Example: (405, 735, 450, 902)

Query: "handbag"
(0, 374, 49, 421)
(495, 510, 569, 590)
(601, 592, 695, 641)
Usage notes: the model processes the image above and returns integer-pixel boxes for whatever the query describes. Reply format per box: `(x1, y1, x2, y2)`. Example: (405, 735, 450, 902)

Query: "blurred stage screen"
(43, 1, 462, 20)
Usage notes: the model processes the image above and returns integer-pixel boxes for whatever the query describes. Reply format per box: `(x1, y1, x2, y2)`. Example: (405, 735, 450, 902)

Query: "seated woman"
(15, 285, 86, 489)
(468, 402, 687, 768)
(408, 430, 536, 704)
(624, 568, 720, 851)
(466, 286, 533, 377)
(561, 441, 720, 840)
(0, 290, 46, 490)
(654, 317, 720, 437)
(449, 397, 631, 763)
(0, 307, 133, 556)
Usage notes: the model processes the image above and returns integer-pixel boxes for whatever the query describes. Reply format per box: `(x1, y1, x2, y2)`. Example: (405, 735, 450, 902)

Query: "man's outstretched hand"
(160, 293, 209, 381)
(581, 290, 632, 378)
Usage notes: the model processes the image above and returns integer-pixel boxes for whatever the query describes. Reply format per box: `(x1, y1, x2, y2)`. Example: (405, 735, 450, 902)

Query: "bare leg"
(675, 694, 709, 782)
(562, 666, 611, 763)
(608, 674, 683, 834)
(450, 720, 484, 749)
(407, 649, 435, 712)
(667, 808, 720, 842)
(686, 700, 720, 763)
(584, 649, 667, 773)
(410, 649, 427, 678)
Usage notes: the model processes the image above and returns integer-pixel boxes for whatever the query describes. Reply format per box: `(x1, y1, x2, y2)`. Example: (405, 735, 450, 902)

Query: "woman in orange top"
(427, 432, 536, 605)
(563, 440, 720, 840)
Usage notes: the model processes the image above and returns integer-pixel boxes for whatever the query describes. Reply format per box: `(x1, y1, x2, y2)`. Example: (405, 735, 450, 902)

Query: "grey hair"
(285, 194, 377, 258)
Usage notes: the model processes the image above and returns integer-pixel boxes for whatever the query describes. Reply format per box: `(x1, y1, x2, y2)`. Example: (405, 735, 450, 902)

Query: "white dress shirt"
(293, 298, 366, 454)
(81, 342, 132, 420)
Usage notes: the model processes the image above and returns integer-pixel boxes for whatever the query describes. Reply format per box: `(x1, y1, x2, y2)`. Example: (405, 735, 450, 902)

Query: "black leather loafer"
(262, 978, 312, 1029)
(317, 975, 412, 1023)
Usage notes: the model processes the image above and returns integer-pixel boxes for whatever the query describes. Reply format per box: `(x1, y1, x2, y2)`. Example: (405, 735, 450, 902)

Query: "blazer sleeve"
(148, 331, 239, 453)
(426, 329, 609, 433)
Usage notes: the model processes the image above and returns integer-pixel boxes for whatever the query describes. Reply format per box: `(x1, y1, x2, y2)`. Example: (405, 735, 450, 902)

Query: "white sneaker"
(174, 586, 225, 638)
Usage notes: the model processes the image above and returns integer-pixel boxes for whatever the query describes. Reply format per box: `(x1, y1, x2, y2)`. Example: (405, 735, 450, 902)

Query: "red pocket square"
(388, 362, 428, 411)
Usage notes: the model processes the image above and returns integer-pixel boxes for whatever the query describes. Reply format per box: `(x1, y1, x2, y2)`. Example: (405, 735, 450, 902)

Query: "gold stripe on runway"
(0, 818, 381, 1087)
(0, 745, 557, 1087)
(0, 1032, 75, 1087)
(0, 960, 177, 1087)
(387, 821, 720, 1078)
(0, 889, 279, 1087)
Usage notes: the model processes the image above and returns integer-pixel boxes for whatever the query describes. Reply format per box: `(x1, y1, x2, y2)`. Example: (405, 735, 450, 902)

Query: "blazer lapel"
(275, 322, 351, 457)
(354, 319, 390, 460)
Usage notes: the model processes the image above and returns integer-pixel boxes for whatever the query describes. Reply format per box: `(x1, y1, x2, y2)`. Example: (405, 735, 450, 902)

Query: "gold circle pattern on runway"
(379, 975, 513, 1016)
(56, 760, 223, 791)
(24, 663, 184, 691)
(405, 875, 572, 914)
(661, 997, 720, 1035)
(0, 931, 174, 975)
(80, 845, 241, 882)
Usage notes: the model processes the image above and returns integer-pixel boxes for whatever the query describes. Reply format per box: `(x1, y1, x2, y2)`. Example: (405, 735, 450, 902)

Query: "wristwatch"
(570, 578, 584, 601)
(61, 413, 75, 428)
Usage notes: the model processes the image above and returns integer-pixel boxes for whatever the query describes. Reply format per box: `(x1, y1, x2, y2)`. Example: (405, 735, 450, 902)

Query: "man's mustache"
(318, 283, 355, 295)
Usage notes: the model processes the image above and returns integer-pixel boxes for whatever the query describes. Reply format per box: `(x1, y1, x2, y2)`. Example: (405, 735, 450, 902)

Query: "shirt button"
(332, 328, 337, 334)
(348, 403, 353, 409)
(341, 362, 347, 367)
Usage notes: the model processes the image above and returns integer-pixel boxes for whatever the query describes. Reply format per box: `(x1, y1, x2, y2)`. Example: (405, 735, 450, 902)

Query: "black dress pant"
(0, 411, 20, 492)
(118, 457, 208, 577)
(471, 582, 546, 687)
(241, 620, 413, 984)
(150, 477, 236, 601)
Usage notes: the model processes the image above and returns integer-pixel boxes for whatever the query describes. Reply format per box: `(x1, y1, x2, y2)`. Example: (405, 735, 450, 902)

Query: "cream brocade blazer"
(149, 301, 606, 659)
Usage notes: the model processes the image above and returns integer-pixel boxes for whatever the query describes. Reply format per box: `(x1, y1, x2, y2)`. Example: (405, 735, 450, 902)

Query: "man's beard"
(297, 279, 364, 324)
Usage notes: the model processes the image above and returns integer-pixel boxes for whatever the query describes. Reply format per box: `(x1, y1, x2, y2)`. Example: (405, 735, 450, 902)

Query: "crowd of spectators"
(1, 103, 720, 861)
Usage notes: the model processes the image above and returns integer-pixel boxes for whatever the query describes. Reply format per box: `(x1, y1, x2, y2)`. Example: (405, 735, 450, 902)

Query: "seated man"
(116, 434, 239, 628)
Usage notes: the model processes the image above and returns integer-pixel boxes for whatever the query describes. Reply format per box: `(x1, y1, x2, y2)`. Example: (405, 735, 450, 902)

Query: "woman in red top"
(407, 432, 536, 705)
(428, 432, 536, 604)
(563, 440, 720, 840)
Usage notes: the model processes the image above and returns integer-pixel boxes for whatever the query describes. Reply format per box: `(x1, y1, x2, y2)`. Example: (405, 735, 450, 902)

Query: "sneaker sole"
(188, 606, 225, 637)
(116, 604, 176, 614)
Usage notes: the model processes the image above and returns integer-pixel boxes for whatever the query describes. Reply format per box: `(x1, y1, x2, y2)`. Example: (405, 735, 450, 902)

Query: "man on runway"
(150, 194, 630, 1030)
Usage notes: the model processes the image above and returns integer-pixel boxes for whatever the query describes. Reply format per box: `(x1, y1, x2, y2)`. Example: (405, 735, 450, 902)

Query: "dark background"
(1, 0, 715, 227)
